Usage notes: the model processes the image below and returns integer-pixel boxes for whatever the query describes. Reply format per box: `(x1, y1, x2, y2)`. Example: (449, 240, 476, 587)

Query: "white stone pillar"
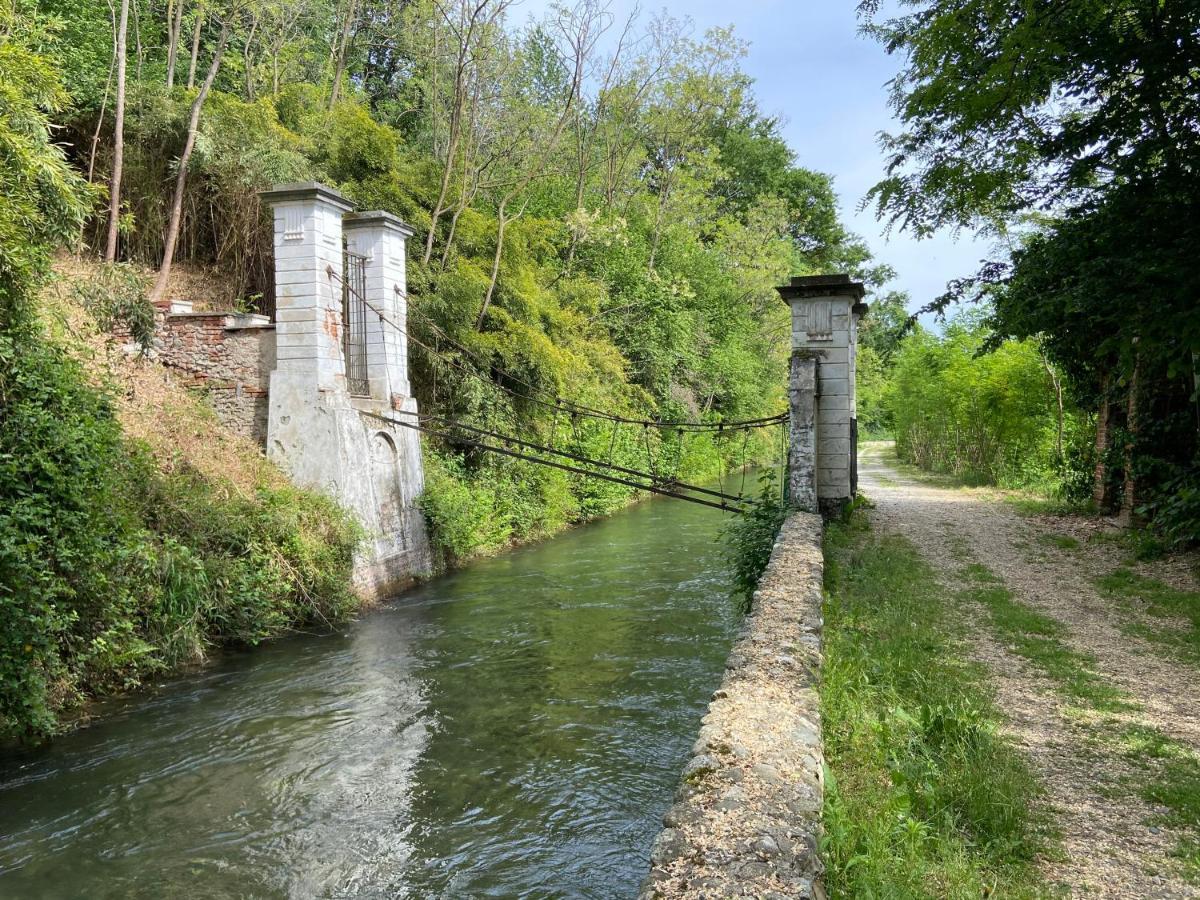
(257, 182, 432, 595)
(260, 182, 354, 392)
(777, 274, 867, 512)
(342, 211, 415, 403)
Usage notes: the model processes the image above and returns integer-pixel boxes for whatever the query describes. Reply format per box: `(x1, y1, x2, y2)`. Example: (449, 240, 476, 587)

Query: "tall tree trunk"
(648, 186, 667, 270)
(149, 21, 230, 305)
(187, 13, 203, 88)
(1041, 350, 1065, 464)
(1093, 374, 1113, 510)
(165, 0, 184, 87)
(328, 0, 358, 109)
(131, 0, 143, 82)
(1193, 350, 1199, 437)
(477, 198, 509, 330)
(104, 0, 130, 262)
(243, 13, 259, 99)
(423, 117, 460, 264)
(1118, 356, 1141, 526)
(87, 0, 118, 184)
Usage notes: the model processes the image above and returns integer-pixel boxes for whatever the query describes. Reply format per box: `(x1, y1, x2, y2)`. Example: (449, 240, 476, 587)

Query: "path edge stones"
(640, 512, 826, 899)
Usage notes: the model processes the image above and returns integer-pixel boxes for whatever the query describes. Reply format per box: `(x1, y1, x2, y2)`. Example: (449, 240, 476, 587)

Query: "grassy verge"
(957, 560, 1200, 882)
(1096, 568, 1200, 665)
(961, 564, 1133, 713)
(821, 513, 1055, 898)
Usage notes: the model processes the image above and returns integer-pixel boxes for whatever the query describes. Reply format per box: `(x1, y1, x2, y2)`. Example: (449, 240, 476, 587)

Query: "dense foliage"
(20, 0, 889, 564)
(720, 472, 787, 612)
(861, 0, 1200, 538)
(1, 6, 359, 741)
(887, 313, 1087, 493)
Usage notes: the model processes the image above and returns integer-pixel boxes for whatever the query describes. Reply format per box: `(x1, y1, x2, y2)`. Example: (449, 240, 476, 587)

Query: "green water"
(0, 493, 739, 898)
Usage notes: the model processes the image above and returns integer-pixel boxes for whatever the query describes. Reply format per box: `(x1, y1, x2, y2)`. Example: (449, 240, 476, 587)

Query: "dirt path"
(858, 442, 1200, 899)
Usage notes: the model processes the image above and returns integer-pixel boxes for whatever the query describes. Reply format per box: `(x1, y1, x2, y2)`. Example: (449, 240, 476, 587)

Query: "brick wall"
(153, 306, 276, 445)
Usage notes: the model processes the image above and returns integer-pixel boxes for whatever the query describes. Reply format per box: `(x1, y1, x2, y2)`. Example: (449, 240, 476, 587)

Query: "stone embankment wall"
(151, 303, 275, 444)
(641, 512, 826, 899)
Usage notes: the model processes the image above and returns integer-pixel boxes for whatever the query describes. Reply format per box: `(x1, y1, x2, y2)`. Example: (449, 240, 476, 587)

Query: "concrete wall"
(641, 513, 826, 899)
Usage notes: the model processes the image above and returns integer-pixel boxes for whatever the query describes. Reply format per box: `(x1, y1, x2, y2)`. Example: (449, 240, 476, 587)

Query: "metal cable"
(326, 267, 785, 432)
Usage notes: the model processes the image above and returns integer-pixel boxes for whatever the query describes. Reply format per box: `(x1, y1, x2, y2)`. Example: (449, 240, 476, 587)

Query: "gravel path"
(858, 442, 1200, 899)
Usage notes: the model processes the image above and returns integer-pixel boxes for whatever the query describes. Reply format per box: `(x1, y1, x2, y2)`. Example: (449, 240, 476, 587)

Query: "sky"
(522, 0, 995, 313)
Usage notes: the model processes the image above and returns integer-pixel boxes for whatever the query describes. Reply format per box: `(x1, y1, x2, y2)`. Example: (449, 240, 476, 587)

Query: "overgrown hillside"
(1, 253, 362, 742)
(29, 0, 888, 563)
(1, 7, 359, 740)
(2, 0, 889, 738)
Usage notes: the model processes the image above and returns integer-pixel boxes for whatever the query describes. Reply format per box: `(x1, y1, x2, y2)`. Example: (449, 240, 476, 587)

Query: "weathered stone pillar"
(260, 182, 353, 391)
(260, 182, 431, 595)
(342, 211, 414, 402)
(777, 274, 867, 515)
(788, 353, 819, 512)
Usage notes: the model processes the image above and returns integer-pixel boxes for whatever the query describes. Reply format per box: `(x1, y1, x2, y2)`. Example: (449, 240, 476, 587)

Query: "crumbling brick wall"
(153, 309, 276, 445)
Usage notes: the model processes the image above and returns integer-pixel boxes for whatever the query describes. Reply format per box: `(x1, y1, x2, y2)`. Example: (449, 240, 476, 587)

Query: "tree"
(423, 0, 511, 265)
(148, 13, 232, 304)
(861, 0, 1200, 533)
(858, 0, 1200, 238)
(474, 1, 605, 329)
(858, 290, 910, 360)
(102, 0, 128, 261)
(166, 0, 185, 87)
(0, 4, 90, 326)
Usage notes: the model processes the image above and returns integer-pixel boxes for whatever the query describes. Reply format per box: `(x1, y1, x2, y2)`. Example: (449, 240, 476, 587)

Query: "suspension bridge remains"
(145, 180, 864, 594)
(779, 273, 867, 516)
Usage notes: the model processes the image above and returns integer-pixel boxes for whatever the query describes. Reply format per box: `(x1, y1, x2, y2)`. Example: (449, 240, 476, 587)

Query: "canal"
(0, 491, 740, 898)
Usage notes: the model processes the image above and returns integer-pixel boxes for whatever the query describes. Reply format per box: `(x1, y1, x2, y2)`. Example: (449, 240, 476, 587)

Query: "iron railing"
(342, 247, 370, 396)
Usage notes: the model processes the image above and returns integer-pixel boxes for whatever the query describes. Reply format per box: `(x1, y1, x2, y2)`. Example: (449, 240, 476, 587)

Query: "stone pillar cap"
(259, 181, 354, 212)
(343, 210, 415, 238)
(777, 273, 866, 304)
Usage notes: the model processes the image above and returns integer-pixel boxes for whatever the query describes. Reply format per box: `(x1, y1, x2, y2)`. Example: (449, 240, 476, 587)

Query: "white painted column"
(778, 274, 867, 510)
(260, 182, 354, 392)
(342, 211, 415, 403)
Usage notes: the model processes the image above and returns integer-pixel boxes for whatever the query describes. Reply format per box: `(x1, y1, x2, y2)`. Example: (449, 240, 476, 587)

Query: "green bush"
(720, 472, 787, 611)
(71, 263, 155, 348)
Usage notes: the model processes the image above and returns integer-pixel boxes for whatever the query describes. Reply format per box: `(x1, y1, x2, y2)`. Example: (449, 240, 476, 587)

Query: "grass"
(1037, 533, 1080, 552)
(1096, 568, 1200, 664)
(1112, 722, 1200, 882)
(821, 514, 1056, 899)
(961, 563, 1135, 713)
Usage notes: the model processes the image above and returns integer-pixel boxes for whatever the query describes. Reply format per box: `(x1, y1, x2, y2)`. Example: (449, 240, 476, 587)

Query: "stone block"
(819, 438, 851, 457)
(817, 362, 849, 383)
(818, 394, 850, 413)
(820, 377, 850, 397)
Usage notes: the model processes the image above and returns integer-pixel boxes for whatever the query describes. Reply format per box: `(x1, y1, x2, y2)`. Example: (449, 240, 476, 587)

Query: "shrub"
(721, 471, 787, 611)
(0, 337, 362, 741)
